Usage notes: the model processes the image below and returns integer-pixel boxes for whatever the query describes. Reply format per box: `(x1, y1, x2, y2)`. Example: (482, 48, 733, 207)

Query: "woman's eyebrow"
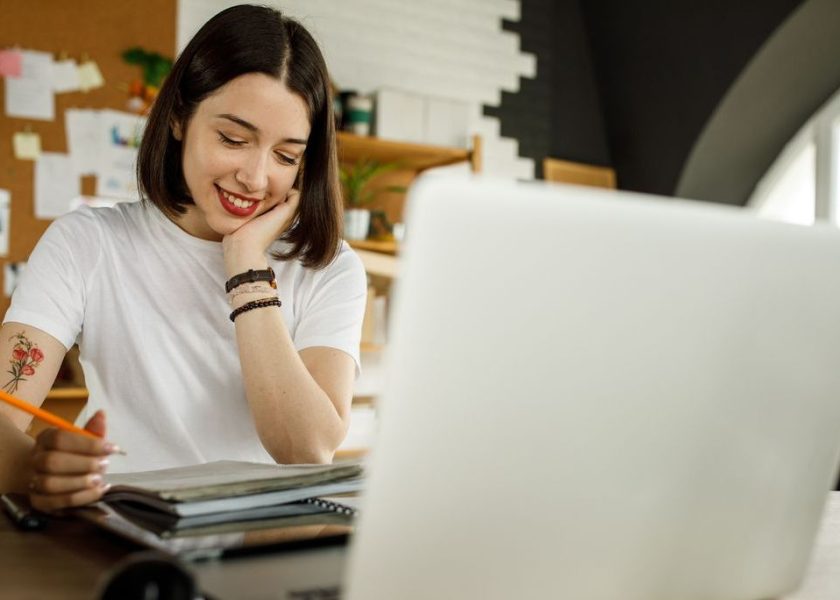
(215, 113, 307, 145)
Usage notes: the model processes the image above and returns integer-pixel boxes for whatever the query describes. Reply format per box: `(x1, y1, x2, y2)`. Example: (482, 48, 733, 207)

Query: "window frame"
(749, 85, 840, 225)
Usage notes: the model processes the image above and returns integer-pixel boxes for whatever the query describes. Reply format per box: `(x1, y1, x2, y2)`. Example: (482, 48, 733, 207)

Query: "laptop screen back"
(345, 178, 840, 600)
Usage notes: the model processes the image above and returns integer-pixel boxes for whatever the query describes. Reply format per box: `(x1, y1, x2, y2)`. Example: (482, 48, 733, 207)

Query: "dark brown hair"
(137, 4, 342, 268)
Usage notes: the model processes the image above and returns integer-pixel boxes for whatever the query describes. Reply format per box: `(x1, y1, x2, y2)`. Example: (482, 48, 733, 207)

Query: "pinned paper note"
(0, 49, 22, 77)
(78, 59, 104, 92)
(35, 152, 79, 219)
(4, 50, 54, 121)
(65, 109, 100, 175)
(4, 262, 26, 298)
(96, 110, 146, 200)
(65, 108, 146, 199)
(0, 190, 10, 257)
(12, 130, 41, 160)
(52, 58, 80, 93)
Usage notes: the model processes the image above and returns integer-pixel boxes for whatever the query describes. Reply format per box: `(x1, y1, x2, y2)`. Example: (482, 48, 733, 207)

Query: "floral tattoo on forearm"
(3, 332, 45, 393)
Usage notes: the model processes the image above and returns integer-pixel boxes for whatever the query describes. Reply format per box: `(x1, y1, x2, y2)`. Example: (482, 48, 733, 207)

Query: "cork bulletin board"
(0, 0, 176, 317)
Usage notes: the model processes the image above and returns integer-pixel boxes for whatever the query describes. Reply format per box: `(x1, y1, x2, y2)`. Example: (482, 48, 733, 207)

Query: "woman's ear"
(171, 119, 183, 141)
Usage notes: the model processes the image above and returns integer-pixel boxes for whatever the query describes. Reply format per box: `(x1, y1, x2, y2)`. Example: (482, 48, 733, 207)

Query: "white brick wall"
(178, 0, 535, 179)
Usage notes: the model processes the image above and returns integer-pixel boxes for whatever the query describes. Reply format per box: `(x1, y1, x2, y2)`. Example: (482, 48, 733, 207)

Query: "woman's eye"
(276, 153, 298, 166)
(218, 132, 245, 146)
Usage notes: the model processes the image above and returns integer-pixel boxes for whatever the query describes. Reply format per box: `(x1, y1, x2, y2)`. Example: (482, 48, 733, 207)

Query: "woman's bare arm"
(0, 323, 67, 492)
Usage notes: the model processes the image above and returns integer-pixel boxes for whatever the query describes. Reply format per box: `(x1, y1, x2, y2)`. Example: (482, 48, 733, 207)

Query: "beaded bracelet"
(229, 297, 282, 322)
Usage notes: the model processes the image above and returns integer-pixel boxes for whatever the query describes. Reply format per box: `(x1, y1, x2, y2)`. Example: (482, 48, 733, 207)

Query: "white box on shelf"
(374, 88, 425, 144)
(425, 96, 470, 148)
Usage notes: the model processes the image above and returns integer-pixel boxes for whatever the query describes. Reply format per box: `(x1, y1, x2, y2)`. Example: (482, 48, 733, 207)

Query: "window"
(750, 141, 815, 225)
(748, 86, 840, 226)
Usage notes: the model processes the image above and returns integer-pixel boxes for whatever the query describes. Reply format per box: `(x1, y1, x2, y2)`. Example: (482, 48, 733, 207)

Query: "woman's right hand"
(28, 410, 117, 512)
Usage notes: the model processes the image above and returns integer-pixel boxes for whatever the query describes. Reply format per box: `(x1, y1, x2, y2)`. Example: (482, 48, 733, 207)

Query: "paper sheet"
(52, 58, 80, 93)
(0, 190, 10, 257)
(65, 109, 102, 175)
(4, 262, 25, 298)
(4, 50, 54, 121)
(95, 110, 147, 200)
(12, 131, 41, 160)
(34, 152, 80, 219)
(77, 60, 105, 92)
(0, 49, 22, 77)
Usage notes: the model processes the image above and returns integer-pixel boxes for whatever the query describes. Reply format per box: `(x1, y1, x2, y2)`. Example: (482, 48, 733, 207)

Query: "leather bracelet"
(225, 267, 276, 293)
(229, 297, 282, 322)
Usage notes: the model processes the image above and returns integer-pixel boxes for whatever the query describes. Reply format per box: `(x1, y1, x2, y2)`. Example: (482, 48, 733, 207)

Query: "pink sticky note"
(0, 49, 23, 78)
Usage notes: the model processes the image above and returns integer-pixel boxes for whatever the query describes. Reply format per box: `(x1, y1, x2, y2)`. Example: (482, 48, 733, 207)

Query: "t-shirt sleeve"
(293, 245, 368, 376)
(3, 208, 101, 350)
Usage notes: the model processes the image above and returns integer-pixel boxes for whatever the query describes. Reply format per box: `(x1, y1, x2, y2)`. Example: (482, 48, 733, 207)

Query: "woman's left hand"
(222, 188, 300, 274)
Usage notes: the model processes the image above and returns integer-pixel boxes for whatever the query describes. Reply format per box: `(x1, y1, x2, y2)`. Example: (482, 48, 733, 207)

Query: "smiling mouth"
(216, 185, 260, 217)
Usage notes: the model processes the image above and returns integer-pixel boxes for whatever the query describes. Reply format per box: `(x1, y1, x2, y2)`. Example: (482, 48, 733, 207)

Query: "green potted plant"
(340, 159, 404, 240)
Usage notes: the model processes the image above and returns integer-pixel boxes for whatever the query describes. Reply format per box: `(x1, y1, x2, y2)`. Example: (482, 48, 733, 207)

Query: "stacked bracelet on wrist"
(225, 267, 276, 293)
(226, 281, 275, 304)
(226, 267, 281, 321)
(229, 297, 282, 322)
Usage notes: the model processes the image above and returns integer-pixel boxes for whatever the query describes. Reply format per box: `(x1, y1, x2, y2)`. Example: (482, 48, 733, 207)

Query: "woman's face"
(173, 72, 311, 241)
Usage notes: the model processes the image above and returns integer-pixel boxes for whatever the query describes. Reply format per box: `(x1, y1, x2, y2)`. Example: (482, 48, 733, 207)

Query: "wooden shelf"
(354, 248, 399, 279)
(337, 131, 478, 172)
(348, 239, 398, 255)
(45, 386, 89, 401)
(335, 447, 369, 460)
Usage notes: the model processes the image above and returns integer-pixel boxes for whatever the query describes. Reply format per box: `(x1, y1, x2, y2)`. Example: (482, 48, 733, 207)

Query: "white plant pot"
(344, 208, 371, 240)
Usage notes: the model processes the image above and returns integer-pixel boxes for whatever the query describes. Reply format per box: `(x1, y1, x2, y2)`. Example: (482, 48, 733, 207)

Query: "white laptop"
(344, 177, 840, 600)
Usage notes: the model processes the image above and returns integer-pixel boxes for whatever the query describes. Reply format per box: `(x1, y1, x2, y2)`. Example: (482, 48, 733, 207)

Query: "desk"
(1, 493, 838, 599)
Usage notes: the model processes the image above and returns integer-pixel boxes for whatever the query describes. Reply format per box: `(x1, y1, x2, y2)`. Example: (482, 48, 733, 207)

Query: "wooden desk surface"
(1, 493, 838, 599)
(0, 511, 137, 599)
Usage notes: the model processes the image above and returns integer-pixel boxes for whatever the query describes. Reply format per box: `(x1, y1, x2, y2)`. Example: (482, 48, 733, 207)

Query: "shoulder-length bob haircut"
(137, 4, 342, 269)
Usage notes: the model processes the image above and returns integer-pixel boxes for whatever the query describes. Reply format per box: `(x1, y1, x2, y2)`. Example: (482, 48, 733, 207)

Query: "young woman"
(0, 4, 366, 512)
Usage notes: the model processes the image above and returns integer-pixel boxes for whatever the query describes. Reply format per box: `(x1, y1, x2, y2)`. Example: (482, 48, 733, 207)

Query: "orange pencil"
(0, 388, 125, 453)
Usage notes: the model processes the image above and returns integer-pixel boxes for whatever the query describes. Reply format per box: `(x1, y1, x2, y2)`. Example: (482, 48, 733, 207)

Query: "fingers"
(83, 409, 107, 438)
(36, 426, 113, 456)
(28, 424, 117, 512)
(31, 450, 109, 476)
(284, 188, 300, 205)
(30, 471, 105, 494)
(30, 483, 109, 513)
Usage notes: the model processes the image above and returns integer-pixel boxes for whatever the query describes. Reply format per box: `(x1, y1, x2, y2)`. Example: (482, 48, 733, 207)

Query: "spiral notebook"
(107, 495, 358, 534)
(75, 460, 363, 560)
(77, 495, 359, 560)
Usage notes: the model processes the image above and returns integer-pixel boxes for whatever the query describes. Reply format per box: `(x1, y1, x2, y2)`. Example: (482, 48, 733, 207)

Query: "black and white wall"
(179, 0, 538, 179)
(180, 0, 836, 205)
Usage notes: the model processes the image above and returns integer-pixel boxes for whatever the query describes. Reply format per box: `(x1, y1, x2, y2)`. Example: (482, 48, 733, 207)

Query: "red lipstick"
(216, 185, 260, 217)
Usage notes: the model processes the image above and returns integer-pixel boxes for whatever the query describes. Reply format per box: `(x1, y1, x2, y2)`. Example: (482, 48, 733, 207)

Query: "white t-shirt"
(4, 201, 367, 472)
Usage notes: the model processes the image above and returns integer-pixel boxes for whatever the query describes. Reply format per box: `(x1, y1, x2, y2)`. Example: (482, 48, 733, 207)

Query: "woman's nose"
(235, 151, 269, 194)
